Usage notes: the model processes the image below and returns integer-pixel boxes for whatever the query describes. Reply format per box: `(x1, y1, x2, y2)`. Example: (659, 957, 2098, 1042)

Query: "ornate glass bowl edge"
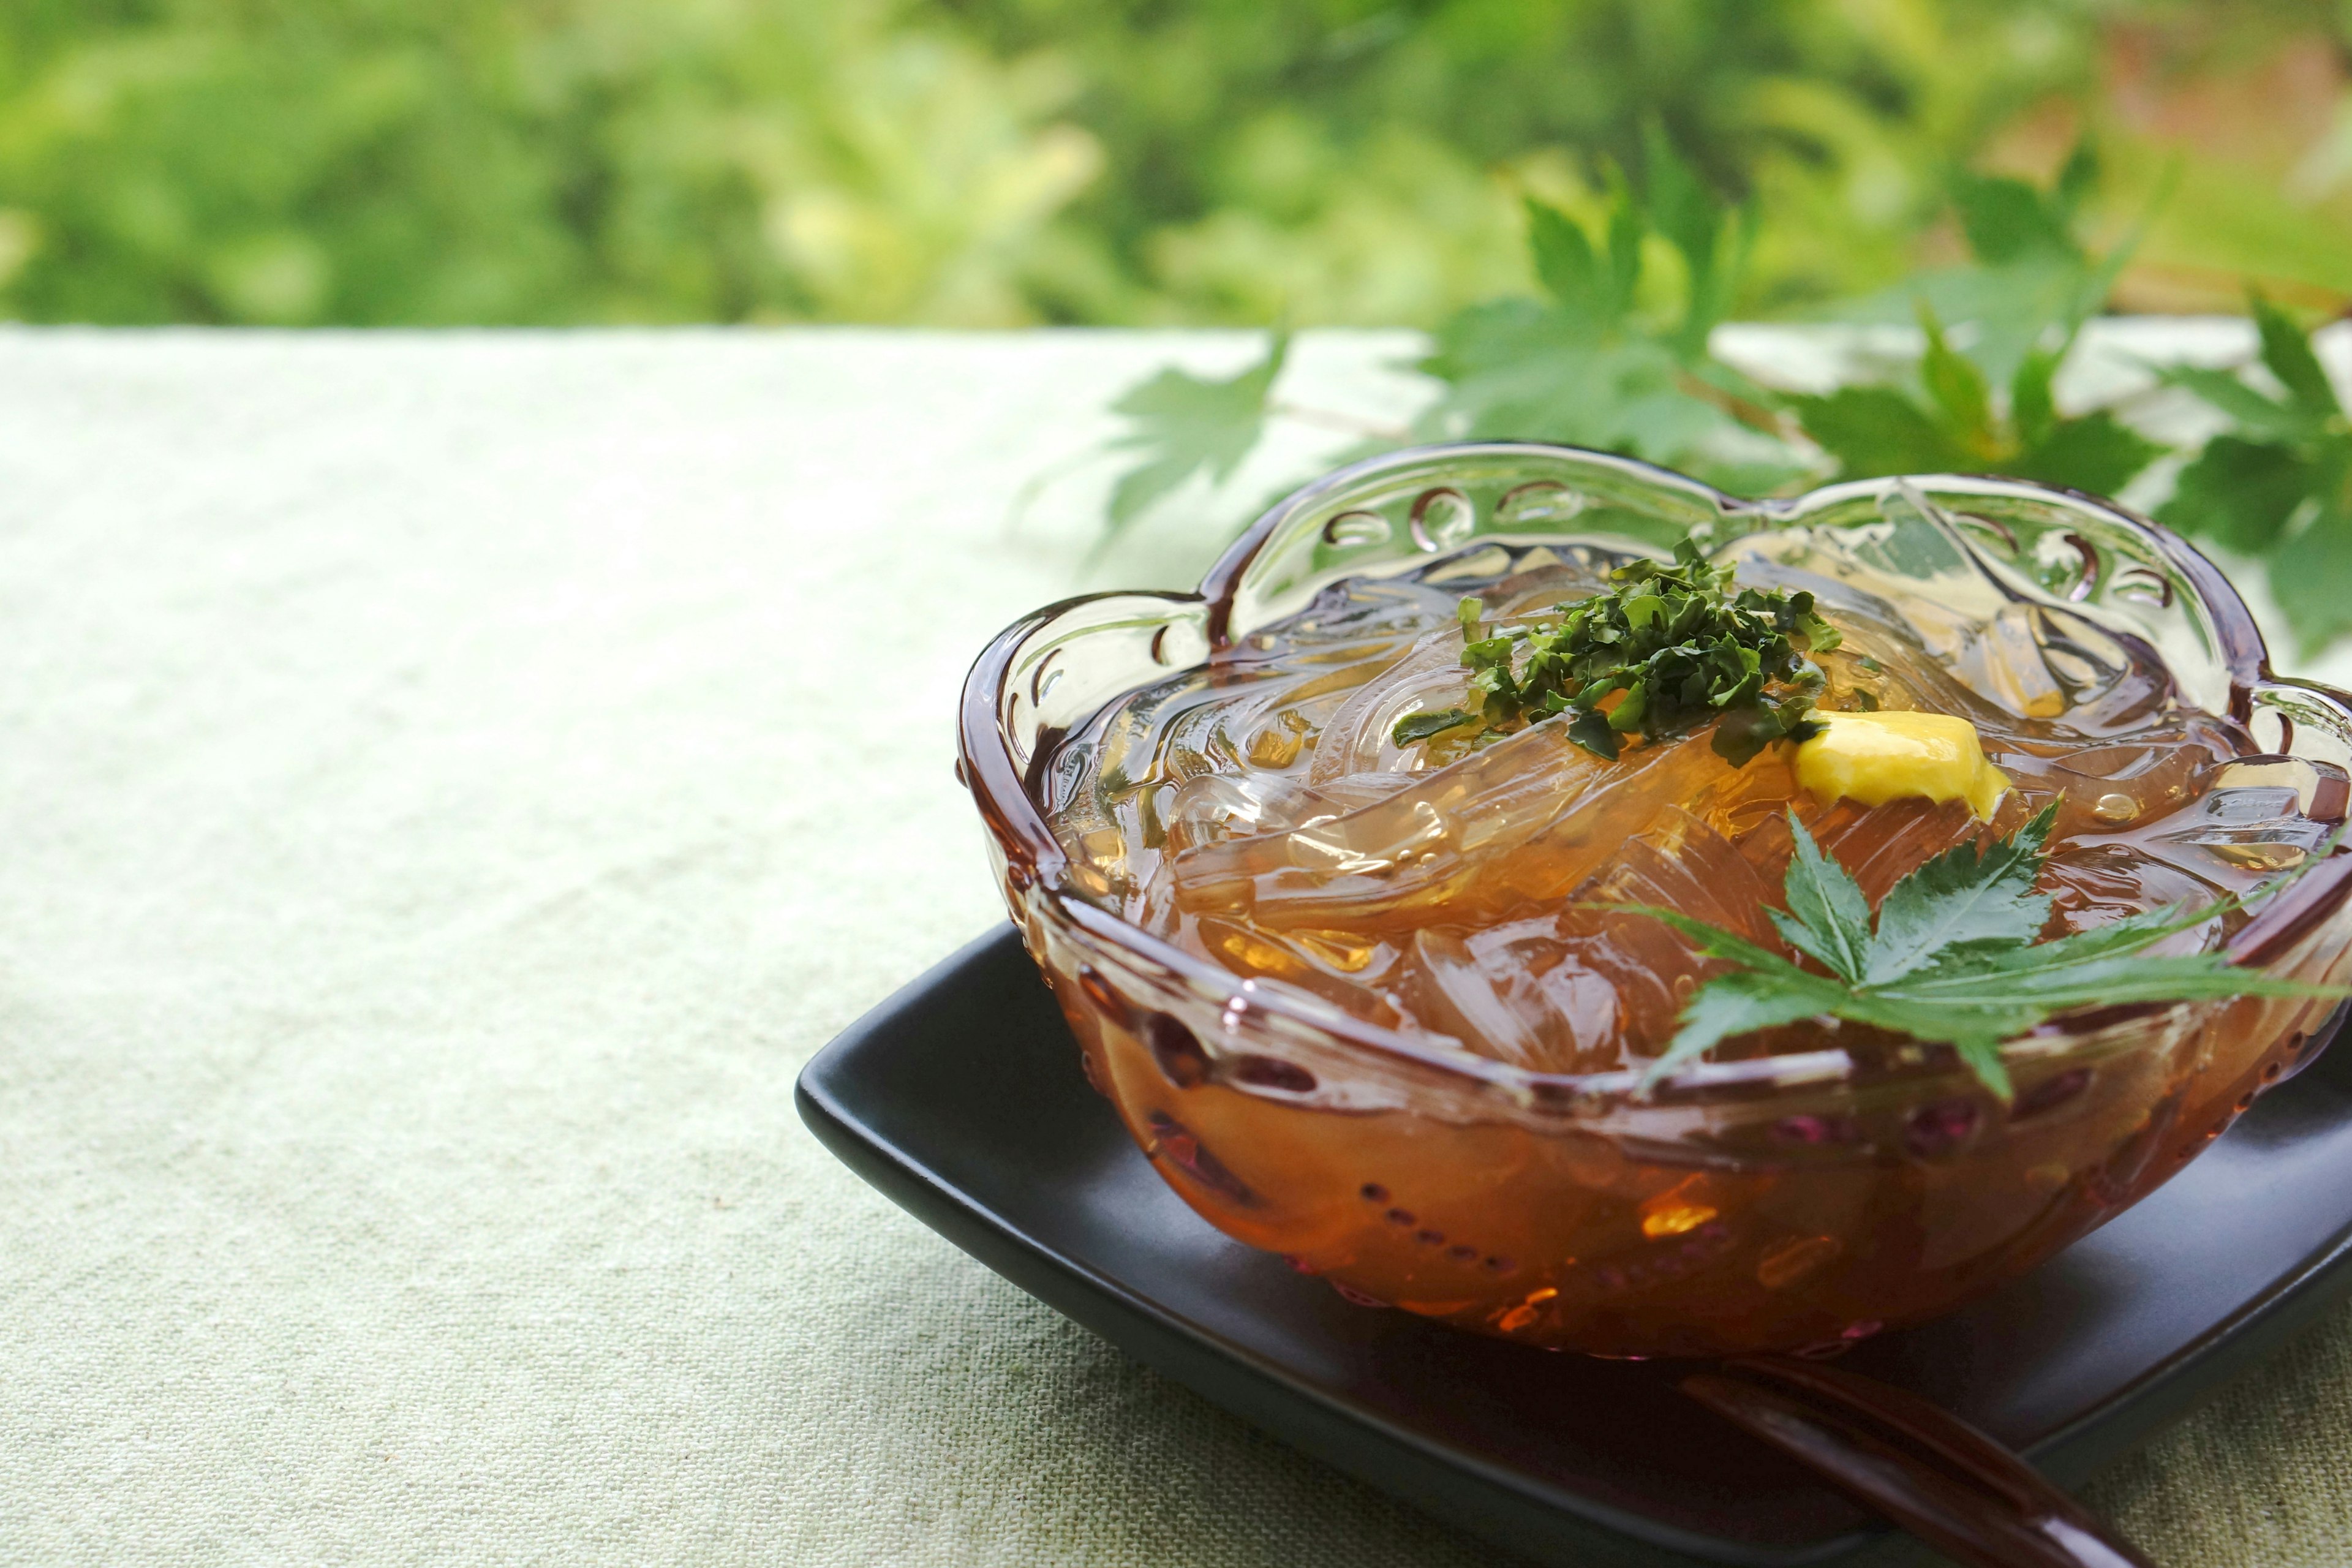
(958, 442, 2352, 1120)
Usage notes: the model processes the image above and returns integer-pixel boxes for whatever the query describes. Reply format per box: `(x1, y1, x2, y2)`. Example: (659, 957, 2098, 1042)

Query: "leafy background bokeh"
(6, 0, 2352, 330)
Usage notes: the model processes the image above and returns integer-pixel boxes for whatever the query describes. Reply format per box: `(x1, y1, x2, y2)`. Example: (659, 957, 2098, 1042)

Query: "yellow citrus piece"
(1793, 710, 2010, 821)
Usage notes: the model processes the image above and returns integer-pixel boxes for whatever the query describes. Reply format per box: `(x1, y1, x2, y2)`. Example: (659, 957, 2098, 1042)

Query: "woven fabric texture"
(0, 327, 2346, 1567)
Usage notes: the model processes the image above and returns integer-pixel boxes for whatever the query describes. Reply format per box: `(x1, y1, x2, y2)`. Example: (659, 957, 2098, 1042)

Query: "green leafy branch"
(1408, 124, 1798, 493)
(1787, 143, 2168, 499)
(2155, 291, 2352, 654)
(1072, 131, 2352, 658)
(1598, 804, 2341, 1099)
(1076, 127, 1803, 545)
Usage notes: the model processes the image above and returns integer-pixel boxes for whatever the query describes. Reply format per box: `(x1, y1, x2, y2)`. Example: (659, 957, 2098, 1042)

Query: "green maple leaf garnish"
(1600, 803, 2343, 1099)
(2155, 290, 2352, 657)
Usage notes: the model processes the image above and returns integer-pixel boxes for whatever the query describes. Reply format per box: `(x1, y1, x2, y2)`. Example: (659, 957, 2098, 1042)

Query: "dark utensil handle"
(1681, 1357, 2155, 1568)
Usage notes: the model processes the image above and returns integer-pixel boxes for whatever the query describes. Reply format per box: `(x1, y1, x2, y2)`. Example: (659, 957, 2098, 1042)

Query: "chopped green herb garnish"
(1390, 536, 1842, 766)
(1390, 707, 1479, 745)
(1596, 804, 2345, 1099)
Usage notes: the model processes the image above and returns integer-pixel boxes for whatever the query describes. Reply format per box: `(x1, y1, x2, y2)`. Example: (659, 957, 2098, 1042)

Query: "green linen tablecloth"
(2, 325, 2349, 1568)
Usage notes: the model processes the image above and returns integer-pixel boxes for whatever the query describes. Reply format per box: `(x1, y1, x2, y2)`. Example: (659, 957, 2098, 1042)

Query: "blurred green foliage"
(1091, 145, 2352, 650)
(5, 1, 2352, 326)
(1790, 149, 2168, 497)
(2158, 292, 2352, 652)
(0, 0, 1104, 323)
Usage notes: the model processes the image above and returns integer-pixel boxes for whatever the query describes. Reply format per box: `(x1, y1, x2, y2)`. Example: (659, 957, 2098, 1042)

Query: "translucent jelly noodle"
(965, 453, 2352, 1357)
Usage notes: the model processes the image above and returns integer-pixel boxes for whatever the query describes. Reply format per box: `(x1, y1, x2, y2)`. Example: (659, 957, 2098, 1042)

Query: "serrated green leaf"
(1611, 790, 2346, 1100)
(1102, 330, 1289, 539)
(1642, 119, 1718, 279)
(1525, 200, 1604, 329)
(2269, 499, 2352, 657)
(2159, 364, 2318, 442)
(1838, 257, 2083, 395)
(1700, 200, 1763, 360)
(1641, 118, 1730, 355)
(1876, 951, 2328, 1012)
(1105, 453, 1200, 533)
(1834, 157, 2157, 399)
(2054, 137, 2100, 217)
(1777, 812, 1872, 984)
(1862, 804, 2057, 984)
(2252, 292, 2341, 417)
(1951, 1036, 2014, 1101)
(1887, 900, 2215, 992)
(2147, 294, 2352, 657)
(2062, 157, 2168, 335)
(1950, 170, 2079, 266)
(1583, 900, 1823, 984)
(1419, 314, 1733, 462)
(2155, 435, 2313, 554)
(1423, 127, 1789, 477)
(1604, 173, 1644, 324)
(2011, 348, 2059, 448)
(1640, 970, 1845, 1088)
(1789, 386, 1969, 478)
(1828, 989, 2043, 1041)
(1806, 159, 2158, 494)
(2007, 412, 2166, 499)
(1917, 301, 1992, 447)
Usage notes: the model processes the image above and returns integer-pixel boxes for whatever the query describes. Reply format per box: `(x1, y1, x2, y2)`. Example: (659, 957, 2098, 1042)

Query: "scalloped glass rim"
(960, 441, 2352, 1106)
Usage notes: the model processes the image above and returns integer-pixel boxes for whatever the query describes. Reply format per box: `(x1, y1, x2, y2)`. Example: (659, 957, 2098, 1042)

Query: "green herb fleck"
(1596, 804, 2343, 1099)
(1390, 537, 1841, 766)
(1390, 707, 1478, 745)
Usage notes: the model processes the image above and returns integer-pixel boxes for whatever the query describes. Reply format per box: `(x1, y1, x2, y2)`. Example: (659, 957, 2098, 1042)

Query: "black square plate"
(797, 928, 2352, 1567)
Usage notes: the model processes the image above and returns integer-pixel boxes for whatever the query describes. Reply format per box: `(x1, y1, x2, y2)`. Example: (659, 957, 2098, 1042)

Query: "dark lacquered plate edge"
(794, 1020, 1807, 1567)
(797, 930, 1901, 1568)
(796, 927, 2352, 1568)
(2018, 1169, 2352, 1494)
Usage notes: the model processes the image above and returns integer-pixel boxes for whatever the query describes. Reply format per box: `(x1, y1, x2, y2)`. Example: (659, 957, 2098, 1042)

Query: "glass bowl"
(957, 442, 2352, 1359)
